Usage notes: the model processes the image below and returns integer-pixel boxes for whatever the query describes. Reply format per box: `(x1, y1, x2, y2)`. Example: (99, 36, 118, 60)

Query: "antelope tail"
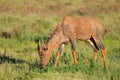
(102, 28, 111, 36)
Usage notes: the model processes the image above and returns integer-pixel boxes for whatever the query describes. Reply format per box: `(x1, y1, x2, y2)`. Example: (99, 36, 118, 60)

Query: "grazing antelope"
(38, 16, 106, 69)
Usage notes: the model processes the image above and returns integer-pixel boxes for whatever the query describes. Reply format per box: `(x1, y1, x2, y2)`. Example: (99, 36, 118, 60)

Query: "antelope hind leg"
(95, 37, 107, 67)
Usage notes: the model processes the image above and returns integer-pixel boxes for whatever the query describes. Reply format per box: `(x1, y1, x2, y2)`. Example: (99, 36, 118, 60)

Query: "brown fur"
(38, 16, 106, 69)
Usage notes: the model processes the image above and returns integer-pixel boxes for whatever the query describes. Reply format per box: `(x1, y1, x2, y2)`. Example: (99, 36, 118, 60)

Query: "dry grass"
(0, 0, 119, 17)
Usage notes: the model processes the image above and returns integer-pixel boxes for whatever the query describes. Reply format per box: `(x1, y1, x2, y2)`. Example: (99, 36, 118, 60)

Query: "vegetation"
(0, 0, 120, 80)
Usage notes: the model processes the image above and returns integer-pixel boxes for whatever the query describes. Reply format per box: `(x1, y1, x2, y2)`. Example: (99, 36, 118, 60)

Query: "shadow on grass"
(0, 54, 27, 64)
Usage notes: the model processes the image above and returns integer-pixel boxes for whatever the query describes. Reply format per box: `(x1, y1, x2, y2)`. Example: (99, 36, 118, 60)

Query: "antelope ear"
(37, 40, 42, 52)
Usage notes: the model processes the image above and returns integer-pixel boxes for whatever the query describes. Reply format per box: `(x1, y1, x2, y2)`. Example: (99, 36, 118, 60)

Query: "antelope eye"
(43, 47, 48, 51)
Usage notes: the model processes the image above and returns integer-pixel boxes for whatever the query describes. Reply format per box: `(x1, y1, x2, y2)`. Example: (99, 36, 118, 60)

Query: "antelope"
(38, 16, 106, 69)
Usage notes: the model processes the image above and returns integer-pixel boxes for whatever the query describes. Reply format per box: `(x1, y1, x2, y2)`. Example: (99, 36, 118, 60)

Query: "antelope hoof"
(74, 61, 78, 65)
(53, 63, 57, 67)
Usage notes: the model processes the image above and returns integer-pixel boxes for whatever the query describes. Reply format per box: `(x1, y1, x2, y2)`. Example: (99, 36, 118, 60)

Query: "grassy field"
(0, 0, 120, 80)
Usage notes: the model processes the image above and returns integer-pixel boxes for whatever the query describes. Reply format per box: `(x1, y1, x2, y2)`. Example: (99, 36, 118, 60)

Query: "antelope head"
(37, 40, 50, 69)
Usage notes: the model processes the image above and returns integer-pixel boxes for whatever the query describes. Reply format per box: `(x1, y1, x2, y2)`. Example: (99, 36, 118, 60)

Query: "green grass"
(0, 0, 120, 80)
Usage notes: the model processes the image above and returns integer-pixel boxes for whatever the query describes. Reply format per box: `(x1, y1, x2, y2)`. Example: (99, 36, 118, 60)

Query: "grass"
(0, 0, 120, 80)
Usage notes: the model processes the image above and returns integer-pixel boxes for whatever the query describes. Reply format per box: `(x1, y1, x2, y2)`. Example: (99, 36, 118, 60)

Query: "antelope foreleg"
(71, 50, 78, 65)
(53, 44, 64, 67)
(53, 51, 60, 67)
(70, 36, 78, 65)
